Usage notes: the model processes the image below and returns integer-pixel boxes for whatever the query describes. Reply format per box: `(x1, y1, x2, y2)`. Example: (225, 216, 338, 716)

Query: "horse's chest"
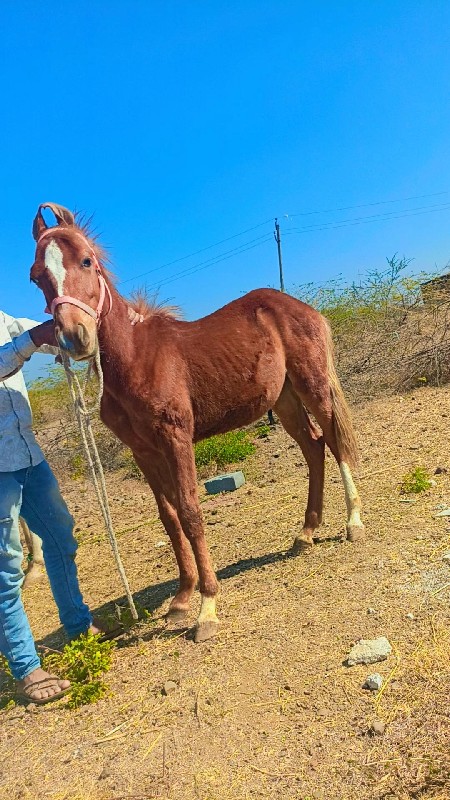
(100, 390, 165, 450)
(100, 393, 138, 447)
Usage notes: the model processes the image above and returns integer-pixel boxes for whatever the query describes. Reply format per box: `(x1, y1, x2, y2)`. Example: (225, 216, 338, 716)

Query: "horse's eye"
(81, 257, 92, 268)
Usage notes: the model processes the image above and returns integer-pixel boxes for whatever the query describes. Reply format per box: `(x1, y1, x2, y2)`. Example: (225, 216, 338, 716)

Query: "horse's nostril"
(77, 323, 89, 348)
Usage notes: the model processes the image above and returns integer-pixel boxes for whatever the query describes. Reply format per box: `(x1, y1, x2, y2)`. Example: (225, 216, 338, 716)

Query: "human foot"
(17, 668, 70, 705)
(89, 616, 123, 641)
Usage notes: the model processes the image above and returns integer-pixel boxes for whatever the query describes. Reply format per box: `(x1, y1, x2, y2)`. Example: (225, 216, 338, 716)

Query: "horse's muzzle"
(55, 322, 96, 360)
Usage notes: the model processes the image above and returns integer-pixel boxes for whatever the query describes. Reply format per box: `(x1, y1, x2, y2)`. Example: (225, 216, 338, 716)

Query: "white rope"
(61, 350, 138, 621)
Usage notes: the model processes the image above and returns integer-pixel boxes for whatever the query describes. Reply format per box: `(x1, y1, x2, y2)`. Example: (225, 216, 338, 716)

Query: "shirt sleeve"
(0, 311, 59, 379)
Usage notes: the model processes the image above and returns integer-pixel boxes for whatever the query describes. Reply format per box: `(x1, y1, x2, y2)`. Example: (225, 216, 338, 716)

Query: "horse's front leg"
(162, 431, 219, 643)
(133, 454, 198, 622)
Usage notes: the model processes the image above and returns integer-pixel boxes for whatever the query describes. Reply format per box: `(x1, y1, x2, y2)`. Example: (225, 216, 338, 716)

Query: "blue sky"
(2, 1, 450, 380)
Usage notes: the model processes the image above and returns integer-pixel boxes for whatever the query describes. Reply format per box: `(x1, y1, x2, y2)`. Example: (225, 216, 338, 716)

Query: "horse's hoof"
(291, 536, 313, 556)
(346, 524, 366, 543)
(166, 607, 189, 625)
(194, 620, 219, 643)
(22, 565, 45, 590)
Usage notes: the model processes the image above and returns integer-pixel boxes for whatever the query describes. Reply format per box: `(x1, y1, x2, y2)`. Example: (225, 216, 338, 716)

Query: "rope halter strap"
(38, 228, 112, 326)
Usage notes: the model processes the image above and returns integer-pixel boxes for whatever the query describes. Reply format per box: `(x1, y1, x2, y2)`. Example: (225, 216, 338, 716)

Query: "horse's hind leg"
(274, 382, 325, 553)
(286, 344, 365, 543)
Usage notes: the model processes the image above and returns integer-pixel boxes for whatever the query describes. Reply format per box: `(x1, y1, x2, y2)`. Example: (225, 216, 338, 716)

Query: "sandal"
(17, 676, 69, 706)
(69, 618, 124, 643)
(92, 616, 124, 643)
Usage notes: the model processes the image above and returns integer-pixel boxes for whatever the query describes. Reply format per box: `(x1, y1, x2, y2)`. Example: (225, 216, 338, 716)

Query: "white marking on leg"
(30, 532, 44, 566)
(197, 595, 218, 625)
(340, 461, 362, 527)
(44, 240, 66, 295)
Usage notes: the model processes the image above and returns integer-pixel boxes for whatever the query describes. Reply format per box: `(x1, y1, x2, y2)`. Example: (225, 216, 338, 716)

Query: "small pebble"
(370, 719, 385, 736)
(442, 552, 450, 564)
(406, 612, 415, 620)
(162, 680, 177, 696)
(363, 673, 383, 691)
(367, 608, 377, 615)
(25, 703, 37, 713)
(99, 766, 113, 780)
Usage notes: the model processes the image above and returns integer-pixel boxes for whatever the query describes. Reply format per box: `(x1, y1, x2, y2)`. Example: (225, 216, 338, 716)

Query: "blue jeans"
(0, 460, 92, 680)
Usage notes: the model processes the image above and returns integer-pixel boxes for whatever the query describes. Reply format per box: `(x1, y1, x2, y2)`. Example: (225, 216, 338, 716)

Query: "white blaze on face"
(44, 240, 66, 296)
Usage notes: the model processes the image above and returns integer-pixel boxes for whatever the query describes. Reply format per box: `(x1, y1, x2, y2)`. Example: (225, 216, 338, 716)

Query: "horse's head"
(30, 203, 111, 360)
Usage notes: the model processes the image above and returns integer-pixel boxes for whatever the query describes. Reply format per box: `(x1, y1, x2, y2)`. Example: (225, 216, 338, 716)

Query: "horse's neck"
(97, 283, 135, 383)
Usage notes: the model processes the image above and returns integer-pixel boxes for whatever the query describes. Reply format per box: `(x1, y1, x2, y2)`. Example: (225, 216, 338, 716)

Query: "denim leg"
(20, 461, 92, 638)
(0, 470, 41, 680)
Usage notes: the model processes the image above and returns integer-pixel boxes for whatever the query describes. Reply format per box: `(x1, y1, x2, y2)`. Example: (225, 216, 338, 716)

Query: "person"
(0, 311, 108, 704)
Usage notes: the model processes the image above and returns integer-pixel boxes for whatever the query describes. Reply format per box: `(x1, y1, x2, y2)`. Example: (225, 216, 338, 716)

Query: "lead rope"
(61, 349, 138, 621)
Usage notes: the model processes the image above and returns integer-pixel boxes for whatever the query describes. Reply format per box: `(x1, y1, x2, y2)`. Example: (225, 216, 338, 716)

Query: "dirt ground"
(1, 385, 449, 800)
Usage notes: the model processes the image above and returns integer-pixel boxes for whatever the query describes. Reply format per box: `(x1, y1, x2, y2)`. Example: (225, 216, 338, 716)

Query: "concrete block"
(204, 471, 245, 495)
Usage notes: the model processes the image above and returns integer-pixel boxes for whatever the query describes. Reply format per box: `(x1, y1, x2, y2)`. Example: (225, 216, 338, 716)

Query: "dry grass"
(1, 386, 450, 800)
(335, 296, 450, 404)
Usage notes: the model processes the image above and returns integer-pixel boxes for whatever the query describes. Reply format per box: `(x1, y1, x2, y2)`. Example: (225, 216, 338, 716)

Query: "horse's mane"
(74, 212, 181, 321)
(128, 290, 182, 320)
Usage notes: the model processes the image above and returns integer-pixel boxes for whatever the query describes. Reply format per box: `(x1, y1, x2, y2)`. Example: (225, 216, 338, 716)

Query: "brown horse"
(30, 203, 364, 642)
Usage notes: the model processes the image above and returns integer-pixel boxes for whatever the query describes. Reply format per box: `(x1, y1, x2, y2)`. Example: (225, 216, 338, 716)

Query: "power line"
(287, 190, 449, 218)
(145, 235, 274, 291)
(118, 189, 450, 290)
(119, 217, 273, 286)
(283, 202, 450, 236)
(284, 200, 450, 231)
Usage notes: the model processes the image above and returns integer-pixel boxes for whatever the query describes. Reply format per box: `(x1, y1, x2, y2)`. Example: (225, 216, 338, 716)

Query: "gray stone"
(162, 680, 177, 696)
(204, 471, 245, 495)
(363, 673, 383, 691)
(347, 636, 392, 666)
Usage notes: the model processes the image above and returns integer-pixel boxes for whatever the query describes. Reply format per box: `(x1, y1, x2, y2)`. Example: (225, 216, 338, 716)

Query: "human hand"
(29, 320, 57, 348)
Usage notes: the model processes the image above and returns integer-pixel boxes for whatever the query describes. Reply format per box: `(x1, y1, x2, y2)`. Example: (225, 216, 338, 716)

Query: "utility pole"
(274, 218, 285, 292)
(267, 220, 284, 428)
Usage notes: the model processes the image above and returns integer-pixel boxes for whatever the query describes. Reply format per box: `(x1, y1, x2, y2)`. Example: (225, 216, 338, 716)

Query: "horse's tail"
(324, 320, 359, 469)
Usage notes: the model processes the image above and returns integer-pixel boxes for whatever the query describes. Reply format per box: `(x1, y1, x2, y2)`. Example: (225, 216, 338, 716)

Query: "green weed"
(43, 632, 115, 709)
(194, 430, 255, 472)
(254, 423, 271, 439)
(400, 466, 433, 494)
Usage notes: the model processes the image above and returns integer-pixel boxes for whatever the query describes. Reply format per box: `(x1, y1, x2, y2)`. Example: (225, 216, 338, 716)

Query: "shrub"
(194, 430, 255, 472)
(43, 633, 115, 709)
(293, 255, 450, 401)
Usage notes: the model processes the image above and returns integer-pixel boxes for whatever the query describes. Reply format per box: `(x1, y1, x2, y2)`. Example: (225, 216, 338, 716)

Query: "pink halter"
(38, 228, 112, 326)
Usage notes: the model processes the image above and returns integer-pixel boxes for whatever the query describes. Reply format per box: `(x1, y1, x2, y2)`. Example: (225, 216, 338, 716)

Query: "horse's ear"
(32, 203, 75, 241)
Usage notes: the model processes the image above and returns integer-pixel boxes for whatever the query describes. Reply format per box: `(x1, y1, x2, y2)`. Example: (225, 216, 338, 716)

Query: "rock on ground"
(363, 673, 383, 691)
(347, 636, 392, 666)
